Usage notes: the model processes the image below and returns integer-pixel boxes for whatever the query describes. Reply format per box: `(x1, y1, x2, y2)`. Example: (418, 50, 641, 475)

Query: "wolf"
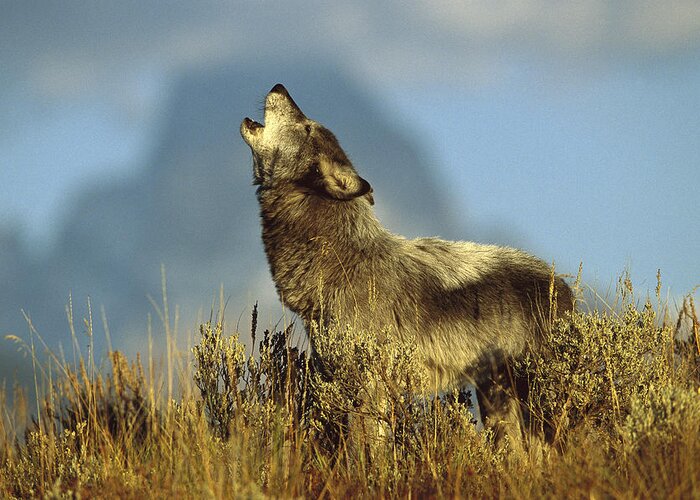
(240, 83, 574, 443)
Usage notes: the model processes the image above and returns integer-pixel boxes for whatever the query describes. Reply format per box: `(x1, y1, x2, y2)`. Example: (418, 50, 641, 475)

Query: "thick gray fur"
(241, 84, 574, 440)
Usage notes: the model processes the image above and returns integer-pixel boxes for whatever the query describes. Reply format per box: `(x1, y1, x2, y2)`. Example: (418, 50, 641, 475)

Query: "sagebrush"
(1, 280, 699, 498)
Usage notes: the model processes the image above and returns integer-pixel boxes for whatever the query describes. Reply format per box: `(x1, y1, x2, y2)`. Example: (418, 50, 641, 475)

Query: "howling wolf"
(240, 83, 574, 442)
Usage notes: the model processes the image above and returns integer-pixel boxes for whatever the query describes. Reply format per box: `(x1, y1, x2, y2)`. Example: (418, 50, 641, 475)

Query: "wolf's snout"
(265, 83, 305, 120)
(269, 83, 289, 96)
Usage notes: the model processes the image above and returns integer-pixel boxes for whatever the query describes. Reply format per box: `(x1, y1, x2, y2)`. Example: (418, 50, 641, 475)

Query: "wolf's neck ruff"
(257, 182, 387, 324)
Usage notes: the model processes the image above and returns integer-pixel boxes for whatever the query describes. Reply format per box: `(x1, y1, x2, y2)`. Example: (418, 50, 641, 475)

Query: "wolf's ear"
(318, 158, 373, 203)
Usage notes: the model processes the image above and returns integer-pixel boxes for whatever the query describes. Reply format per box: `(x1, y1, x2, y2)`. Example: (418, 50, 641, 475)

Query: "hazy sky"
(1, 1, 699, 299)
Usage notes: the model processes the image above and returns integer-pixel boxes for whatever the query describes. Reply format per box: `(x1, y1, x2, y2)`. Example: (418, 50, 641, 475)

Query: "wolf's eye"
(310, 162, 320, 176)
(304, 124, 312, 135)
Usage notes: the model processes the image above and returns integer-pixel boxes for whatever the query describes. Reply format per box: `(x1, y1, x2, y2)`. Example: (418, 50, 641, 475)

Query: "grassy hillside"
(1, 276, 699, 498)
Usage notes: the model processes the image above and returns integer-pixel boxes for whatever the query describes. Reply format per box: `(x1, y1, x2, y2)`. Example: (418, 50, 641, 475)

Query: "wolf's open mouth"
(243, 117, 263, 131)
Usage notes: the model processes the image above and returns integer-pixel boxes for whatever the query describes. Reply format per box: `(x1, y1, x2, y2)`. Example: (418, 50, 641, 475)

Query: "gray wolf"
(240, 83, 574, 443)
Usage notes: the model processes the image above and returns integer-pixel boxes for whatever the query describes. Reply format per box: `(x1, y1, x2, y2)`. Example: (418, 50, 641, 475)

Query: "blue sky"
(1, 0, 698, 302)
(387, 62, 700, 296)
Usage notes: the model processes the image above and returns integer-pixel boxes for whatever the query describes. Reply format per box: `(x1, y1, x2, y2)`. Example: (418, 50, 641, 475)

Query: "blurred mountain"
(0, 59, 462, 385)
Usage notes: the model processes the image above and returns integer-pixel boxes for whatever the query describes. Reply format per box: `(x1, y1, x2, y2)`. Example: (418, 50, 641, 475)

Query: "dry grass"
(1, 275, 699, 499)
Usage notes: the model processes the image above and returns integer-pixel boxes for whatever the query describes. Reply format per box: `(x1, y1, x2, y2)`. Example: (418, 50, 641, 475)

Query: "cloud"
(2, 0, 699, 162)
(353, 0, 700, 84)
(3, 0, 700, 100)
(416, 0, 700, 52)
(623, 0, 700, 50)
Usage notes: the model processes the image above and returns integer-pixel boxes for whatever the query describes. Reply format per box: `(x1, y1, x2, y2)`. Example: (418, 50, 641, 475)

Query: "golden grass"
(1, 277, 699, 499)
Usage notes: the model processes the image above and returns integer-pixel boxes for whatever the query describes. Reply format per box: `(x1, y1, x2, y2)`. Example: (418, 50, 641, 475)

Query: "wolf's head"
(241, 84, 373, 204)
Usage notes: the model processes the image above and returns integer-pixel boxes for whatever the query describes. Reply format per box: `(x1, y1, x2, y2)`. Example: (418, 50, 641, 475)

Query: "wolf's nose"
(270, 83, 288, 96)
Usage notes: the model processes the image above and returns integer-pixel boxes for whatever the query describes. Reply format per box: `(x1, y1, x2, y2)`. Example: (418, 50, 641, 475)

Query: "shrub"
(1, 280, 699, 498)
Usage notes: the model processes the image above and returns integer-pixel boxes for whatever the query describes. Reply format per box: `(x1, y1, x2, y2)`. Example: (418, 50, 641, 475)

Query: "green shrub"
(519, 300, 680, 442)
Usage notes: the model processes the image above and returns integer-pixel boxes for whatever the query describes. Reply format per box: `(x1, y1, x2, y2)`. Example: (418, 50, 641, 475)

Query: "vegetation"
(1, 274, 699, 499)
